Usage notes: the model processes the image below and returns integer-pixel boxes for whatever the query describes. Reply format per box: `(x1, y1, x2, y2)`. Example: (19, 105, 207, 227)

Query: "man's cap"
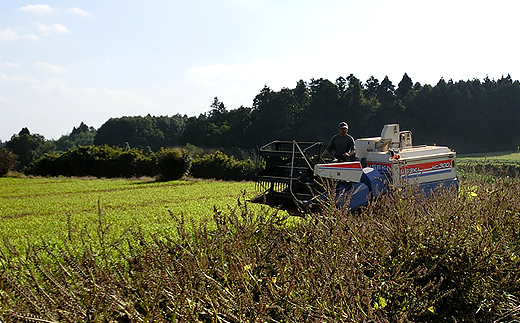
(338, 122, 349, 129)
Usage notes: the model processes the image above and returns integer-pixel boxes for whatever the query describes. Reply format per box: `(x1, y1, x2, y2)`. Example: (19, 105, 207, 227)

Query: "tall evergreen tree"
(247, 86, 301, 145)
(364, 76, 379, 100)
(6, 128, 55, 170)
(396, 73, 413, 101)
(373, 76, 402, 131)
(54, 122, 97, 152)
(179, 115, 207, 147)
(293, 79, 310, 111)
(298, 78, 343, 142)
(224, 106, 252, 148)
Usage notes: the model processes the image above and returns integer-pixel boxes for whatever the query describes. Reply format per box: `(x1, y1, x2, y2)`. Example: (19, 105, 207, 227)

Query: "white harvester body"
(314, 124, 457, 190)
(254, 123, 458, 213)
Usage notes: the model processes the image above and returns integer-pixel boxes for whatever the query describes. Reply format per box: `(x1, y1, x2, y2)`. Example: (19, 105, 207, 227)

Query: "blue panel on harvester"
(336, 167, 386, 211)
(418, 177, 459, 198)
(334, 182, 370, 211)
(360, 167, 386, 198)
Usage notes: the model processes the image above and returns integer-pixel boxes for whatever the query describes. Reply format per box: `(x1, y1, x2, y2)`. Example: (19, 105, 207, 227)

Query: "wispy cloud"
(35, 23, 71, 36)
(86, 58, 112, 65)
(0, 62, 22, 68)
(0, 73, 38, 83)
(65, 7, 93, 17)
(19, 4, 54, 15)
(34, 62, 69, 74)
(0, 93, 10, 104)
(0, 28, 39, 41)
(188, 58, 310, 89)
(19, 5, 93, 17)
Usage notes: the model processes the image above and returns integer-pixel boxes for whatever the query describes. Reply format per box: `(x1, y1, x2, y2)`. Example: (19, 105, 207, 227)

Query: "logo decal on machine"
(402, 160, 452, 177)
(367, 160, 453, 177)
(367, 162, 392, 173)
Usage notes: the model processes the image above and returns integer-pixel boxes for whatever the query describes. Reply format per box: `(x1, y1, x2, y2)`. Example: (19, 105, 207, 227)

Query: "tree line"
(179, 74, 520, 154)
(2, 73, 520, 172)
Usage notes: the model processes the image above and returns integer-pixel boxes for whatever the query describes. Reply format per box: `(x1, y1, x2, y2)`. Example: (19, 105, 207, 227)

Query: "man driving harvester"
(320, 121, 356, 162)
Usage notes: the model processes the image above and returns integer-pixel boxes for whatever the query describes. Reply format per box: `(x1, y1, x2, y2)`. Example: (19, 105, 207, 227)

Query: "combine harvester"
(253, 124, 458, 213)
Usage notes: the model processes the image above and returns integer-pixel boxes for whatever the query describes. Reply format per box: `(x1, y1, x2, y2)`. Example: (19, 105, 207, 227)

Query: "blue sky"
(1, 0, 518, 141)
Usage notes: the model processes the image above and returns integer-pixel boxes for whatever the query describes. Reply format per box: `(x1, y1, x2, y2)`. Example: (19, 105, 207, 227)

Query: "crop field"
(1, 167, 520, 321)
(0, 176, 262, 247)
(1, 152, 518, 247)
(458, 150, 520, 164)
(457, 151, 520, 177)
(1, 152, 518, 248)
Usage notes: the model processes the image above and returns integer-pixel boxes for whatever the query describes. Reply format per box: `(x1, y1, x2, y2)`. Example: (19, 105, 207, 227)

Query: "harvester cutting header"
(253, 124, 458, 213)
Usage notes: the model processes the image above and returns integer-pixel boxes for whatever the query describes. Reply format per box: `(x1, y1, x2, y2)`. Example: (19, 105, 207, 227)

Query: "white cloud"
(0, 94, 9, 104)
(0, 73, 38, 84)
(28, 77, 73, 95)
(0, 28, 18, 41)
(34, 62, 69, 74)
(186, 59, 311, 110)
(0, 28, 39, 41)
(0, 74, 157, 140)
(86, 59, 112, 66)
(19, 4, 54, 15)
(82, 87, 153, 109)
(0, 62, 21, 68)
(65, 7, 93, 17)
(35, 23, 71, 36)
(19, 5, 93, 17)
(188, 58, 317, 90)
(189, 61, 272, 87)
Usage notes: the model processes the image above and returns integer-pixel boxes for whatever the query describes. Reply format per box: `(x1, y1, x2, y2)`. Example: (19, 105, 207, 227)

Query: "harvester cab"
(253, 124, 458, 213)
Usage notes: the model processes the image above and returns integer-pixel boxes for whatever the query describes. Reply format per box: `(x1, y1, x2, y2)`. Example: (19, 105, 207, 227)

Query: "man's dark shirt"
(326, 133, 356, 161)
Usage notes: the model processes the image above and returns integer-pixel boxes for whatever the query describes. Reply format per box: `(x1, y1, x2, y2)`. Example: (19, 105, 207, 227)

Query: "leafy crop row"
(0, 177, 258, 247)
(458, 151, 520, 178)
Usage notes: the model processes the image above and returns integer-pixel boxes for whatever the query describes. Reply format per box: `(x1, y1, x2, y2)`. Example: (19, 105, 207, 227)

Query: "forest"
(2, 73, 520, 171)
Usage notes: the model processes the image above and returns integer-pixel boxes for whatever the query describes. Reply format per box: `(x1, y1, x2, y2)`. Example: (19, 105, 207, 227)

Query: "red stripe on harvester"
(319, 162, 362, 170)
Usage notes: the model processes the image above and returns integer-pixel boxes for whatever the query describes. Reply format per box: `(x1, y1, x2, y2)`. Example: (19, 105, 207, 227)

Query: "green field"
(457, 151, 520, 177)
(0, 176, 261, 246)
(458, 151, 520, 164)
(3, 151, 518, 247)
(2, 167, 520, 321)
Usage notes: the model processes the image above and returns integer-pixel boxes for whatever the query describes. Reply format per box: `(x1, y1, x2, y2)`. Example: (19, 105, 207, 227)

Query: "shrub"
(190, 150, 255, 181)
(27, 146, 156, 178)
(156, 147, 191, 181)
(0, 148, 18, 176)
